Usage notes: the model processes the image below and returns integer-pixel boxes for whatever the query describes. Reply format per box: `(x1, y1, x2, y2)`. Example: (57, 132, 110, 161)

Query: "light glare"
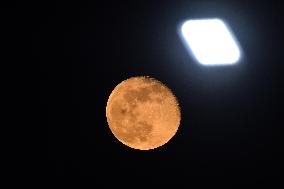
(180, 18, 241, 65)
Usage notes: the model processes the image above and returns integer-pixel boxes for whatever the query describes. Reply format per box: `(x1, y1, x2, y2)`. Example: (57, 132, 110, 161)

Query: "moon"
(106, 76, 181, 150)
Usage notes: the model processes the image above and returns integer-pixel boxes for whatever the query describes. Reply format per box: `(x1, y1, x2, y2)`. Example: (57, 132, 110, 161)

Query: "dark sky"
(37, 0, 283, 178)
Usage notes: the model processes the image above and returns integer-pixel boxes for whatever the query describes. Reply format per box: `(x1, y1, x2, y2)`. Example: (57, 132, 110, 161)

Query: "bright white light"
(180, 18, 241, 65)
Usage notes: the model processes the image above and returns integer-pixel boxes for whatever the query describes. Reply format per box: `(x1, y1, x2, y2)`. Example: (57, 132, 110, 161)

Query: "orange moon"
(106, 76, 181, 150)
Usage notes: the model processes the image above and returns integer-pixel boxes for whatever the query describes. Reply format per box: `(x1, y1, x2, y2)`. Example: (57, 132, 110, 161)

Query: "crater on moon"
(106, 76, 181, 150)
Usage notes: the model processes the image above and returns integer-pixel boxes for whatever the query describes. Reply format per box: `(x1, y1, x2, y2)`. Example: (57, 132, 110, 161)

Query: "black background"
(37, 0, 283, 178)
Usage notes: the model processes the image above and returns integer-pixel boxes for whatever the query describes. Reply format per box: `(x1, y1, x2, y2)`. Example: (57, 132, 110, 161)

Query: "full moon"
(106, 76, 181, 150)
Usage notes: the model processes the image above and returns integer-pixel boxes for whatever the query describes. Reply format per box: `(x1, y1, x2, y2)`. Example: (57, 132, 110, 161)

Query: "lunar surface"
(106, 76, 181, 150)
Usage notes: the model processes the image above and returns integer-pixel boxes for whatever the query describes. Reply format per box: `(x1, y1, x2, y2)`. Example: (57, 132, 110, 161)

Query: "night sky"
(37, 1, 283, 178)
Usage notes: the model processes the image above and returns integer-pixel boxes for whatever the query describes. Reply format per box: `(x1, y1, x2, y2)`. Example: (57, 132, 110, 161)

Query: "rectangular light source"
(180, 18, 241, 65)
